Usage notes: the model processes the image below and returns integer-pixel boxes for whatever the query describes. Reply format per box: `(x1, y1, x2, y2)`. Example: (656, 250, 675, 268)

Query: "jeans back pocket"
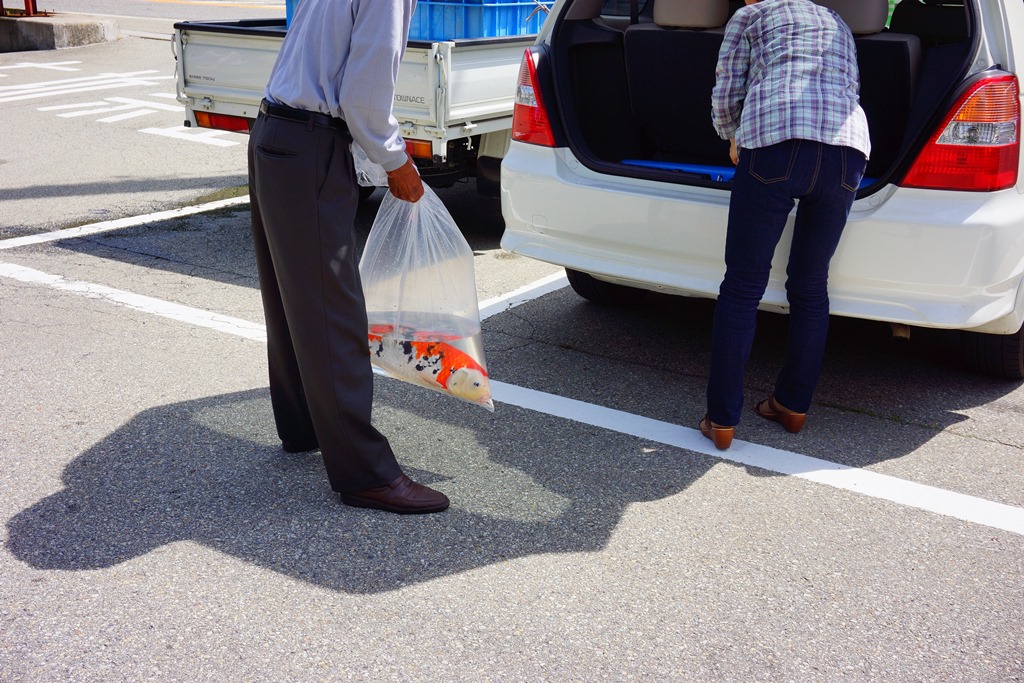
(749, 141, 799, 184)
(840, 147, 867, 192)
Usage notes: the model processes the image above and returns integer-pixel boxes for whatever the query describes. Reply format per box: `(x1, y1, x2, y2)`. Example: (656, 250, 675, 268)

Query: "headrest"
(814, 0, 889, 35)
(654, 0, 729, 29)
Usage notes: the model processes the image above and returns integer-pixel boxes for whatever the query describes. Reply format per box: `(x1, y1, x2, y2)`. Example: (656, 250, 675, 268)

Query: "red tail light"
(405, 139, 433, 159)
(511, 49, 556, 147)
(901, 73, 1020, 191)
(194, 111, 251, 133)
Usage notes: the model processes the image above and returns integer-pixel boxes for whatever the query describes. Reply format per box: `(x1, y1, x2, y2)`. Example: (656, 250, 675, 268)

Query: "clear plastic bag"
(359, 186, 494, 412)
(351, 142, 389, 187)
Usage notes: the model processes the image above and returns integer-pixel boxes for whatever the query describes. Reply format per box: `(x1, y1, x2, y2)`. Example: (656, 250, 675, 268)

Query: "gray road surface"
(1, 17, 1023, 683)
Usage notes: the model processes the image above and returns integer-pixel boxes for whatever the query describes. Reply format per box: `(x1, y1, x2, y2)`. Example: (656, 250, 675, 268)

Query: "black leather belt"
(259, 100, 348, 131)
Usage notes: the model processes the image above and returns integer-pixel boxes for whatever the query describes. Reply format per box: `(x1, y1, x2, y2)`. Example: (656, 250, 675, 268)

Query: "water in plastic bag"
(359, 186, 494, 412)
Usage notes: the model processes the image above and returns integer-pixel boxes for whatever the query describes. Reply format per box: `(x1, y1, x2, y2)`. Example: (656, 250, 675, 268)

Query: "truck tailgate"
(175, 20, 533, 153)
(394, 38, 533, 142)
(175, 20, 285, 122)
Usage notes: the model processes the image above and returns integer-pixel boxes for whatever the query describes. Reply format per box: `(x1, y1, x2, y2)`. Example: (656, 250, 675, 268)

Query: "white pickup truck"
(172, 18, 536, 194)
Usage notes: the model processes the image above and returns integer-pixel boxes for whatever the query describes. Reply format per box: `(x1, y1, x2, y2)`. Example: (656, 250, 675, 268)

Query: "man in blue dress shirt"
(248, 0, 449, 513)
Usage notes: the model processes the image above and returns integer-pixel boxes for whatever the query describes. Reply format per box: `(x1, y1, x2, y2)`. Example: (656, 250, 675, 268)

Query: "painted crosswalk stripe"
(39, 96, 182, 118)
(0, 71, 160, 92)
(0, 61, 81, 73)
(0, 72, 172, 104)
(99, 109, 160, 123)
(139, 125, 241, 147)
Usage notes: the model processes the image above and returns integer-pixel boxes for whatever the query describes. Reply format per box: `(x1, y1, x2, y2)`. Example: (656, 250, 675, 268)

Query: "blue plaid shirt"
(712, 0, 871, 158)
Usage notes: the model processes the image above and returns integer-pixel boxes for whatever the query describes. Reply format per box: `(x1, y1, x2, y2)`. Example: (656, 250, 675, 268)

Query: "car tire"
(565, 268, 649, 306)
(960, 326, 1024, 380)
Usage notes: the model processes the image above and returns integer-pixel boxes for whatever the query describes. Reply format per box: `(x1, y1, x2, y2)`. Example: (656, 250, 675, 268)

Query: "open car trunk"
(549, 0, 976, 192)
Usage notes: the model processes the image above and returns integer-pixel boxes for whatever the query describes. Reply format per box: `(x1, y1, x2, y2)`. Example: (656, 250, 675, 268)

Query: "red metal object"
(1, 0, 41, 17)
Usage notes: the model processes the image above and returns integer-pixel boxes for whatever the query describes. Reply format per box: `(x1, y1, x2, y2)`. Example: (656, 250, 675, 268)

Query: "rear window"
(601, 1, 907, 25)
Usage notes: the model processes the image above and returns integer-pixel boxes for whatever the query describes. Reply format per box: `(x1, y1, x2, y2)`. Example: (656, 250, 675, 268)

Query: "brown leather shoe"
(754, 395, 806, 434)
(699, 414, 734, 450)
(340, 474, 450, 514)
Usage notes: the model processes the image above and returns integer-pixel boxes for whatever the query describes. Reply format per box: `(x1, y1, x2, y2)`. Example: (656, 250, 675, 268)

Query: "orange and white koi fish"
(368, 325, 493, 411)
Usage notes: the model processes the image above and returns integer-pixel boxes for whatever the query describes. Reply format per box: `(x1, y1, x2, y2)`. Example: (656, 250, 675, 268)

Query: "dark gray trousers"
(248, 112, 401, 493)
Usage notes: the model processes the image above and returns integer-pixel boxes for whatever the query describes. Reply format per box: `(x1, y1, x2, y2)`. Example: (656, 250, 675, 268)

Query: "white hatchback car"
(500, 0, 1024, 377)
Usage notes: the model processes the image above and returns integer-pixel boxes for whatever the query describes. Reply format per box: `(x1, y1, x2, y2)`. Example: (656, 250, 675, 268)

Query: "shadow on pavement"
(0, 176, 249, 203)
(6, 384, 714, 593)
(9, 218, 1021, 590)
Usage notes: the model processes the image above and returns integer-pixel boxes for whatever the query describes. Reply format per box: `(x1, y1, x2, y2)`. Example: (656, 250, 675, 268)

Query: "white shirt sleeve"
(338, 0, 413, 172)
(266, 0, 415, 172)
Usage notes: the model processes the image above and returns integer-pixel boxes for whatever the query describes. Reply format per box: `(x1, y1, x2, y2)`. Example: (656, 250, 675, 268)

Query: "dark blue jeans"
(707, 139, 866, 426)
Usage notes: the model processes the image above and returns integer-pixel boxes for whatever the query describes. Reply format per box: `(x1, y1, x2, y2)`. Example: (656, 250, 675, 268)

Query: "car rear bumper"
(500, 143, 1024, 334)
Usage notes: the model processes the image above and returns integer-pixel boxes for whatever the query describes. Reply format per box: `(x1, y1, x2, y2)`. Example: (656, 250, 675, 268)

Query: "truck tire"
(566, 268, 649, 306)
(476, 156, 501, 197)
(960, 326, 1024, 380)
(358, 185, 377, 203)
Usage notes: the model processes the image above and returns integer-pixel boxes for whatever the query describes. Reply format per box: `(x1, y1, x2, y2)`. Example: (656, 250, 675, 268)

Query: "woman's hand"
(386, 155, 424, 203)
(729, 138, 739, 165)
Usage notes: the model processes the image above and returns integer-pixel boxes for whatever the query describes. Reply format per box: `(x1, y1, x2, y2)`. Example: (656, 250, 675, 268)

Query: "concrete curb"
(0, 13, 118, 52)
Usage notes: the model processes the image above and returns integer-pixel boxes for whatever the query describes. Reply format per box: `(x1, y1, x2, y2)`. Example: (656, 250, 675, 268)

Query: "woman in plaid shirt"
(700, 0, 871, 450)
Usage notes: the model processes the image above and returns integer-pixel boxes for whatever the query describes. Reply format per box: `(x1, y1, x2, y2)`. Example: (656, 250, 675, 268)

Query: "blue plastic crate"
(408, 1, 551, 41)
(286, 0, 550, 36)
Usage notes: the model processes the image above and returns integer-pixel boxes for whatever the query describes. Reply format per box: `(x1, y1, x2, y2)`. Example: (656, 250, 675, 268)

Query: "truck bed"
(173, 19, 533, 159)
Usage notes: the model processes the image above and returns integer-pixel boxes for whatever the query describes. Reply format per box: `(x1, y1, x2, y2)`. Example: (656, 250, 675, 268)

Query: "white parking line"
(0, 196, 249, 251)
(491, 382, 1024, 535)
(0, 203, 1021, 536)
(0, 262, 267, 342)
(478, 271, 569, 318)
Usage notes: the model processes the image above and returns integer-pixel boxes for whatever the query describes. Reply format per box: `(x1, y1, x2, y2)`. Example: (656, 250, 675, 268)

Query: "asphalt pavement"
(1, 18, 1023, 683)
